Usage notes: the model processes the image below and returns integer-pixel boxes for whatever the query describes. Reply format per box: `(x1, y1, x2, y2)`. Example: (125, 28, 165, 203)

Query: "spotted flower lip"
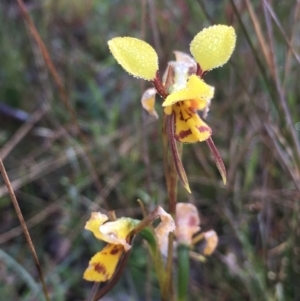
(172, 102, 212, 143)
(163, 63, 214, 144)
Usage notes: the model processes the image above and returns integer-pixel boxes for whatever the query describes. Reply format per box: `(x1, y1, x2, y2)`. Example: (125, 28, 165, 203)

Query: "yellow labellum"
(108, 37, 159, 80)
(173, 102, 211, 143)
(162, 75, 214, 108)
(190, 25, 236, 71)
(83, 244, 124, 282)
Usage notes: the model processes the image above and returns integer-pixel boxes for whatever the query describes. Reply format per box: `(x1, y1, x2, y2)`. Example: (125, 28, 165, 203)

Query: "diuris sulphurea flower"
(108, 25, 236, 192)
(83, 207, 175, 283)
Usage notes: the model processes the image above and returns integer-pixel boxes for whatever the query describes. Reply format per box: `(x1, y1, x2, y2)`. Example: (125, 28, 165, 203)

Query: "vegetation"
(0, 0, 299, 300)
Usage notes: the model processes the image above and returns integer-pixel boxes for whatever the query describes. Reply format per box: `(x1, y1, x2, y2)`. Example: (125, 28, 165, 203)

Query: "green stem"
(162, 232, 175, 301)
(177, 244, 190, 301)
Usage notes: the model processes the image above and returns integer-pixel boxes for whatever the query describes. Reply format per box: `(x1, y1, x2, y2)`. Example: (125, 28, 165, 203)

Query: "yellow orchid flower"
(107, 26, 235, 144)
(83, 212, 139, 282)
(108, 25, 236, 189)
(83, 207, 175, 284)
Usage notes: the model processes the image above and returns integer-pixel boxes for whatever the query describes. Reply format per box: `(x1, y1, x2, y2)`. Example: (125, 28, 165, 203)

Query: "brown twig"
(283, 1, 300, 86)
(16, 0, 76, 126)
(244, 0, 275, 78)
(147, 0, 162, 58)
(0, 201, 59, 244)
(16, 0, 105, 206)
(0, 103, 49, 160)
(262, 0, 300, 66)
(0, 159, 50, 301)
(262, 0, 300, 164)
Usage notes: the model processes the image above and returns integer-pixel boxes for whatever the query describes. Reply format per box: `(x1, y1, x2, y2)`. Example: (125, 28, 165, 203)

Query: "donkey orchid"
(108, 25, 236, 191)
(83, 206, 175, 283)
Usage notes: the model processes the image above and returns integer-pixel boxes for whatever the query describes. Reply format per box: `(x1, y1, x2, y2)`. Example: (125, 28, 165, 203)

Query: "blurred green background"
(0, 0, 299, 300)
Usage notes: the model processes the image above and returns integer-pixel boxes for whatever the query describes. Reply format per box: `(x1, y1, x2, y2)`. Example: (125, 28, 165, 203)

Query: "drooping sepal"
(167, 114, 191, 193)
(206, 137, 227, 184)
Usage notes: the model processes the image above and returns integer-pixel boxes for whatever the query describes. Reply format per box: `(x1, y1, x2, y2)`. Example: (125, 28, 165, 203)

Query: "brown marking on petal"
(188, 216, 198, 227)
(94, 263, 106, 275)
(175, 129, 192, 141)
(183, 108, 192, 121)
(198, 126, 212, 133)
(110, 246, 122, 255)
(179, 110, 184, 121)
(176, 102, 193, 122)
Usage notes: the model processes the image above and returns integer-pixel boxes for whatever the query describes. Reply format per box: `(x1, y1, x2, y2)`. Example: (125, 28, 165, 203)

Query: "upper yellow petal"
(162, 75, 214, 108)
(190, 25, 236, 71)
(108, 37, 159, 80)
(83, 244, 124, 282)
